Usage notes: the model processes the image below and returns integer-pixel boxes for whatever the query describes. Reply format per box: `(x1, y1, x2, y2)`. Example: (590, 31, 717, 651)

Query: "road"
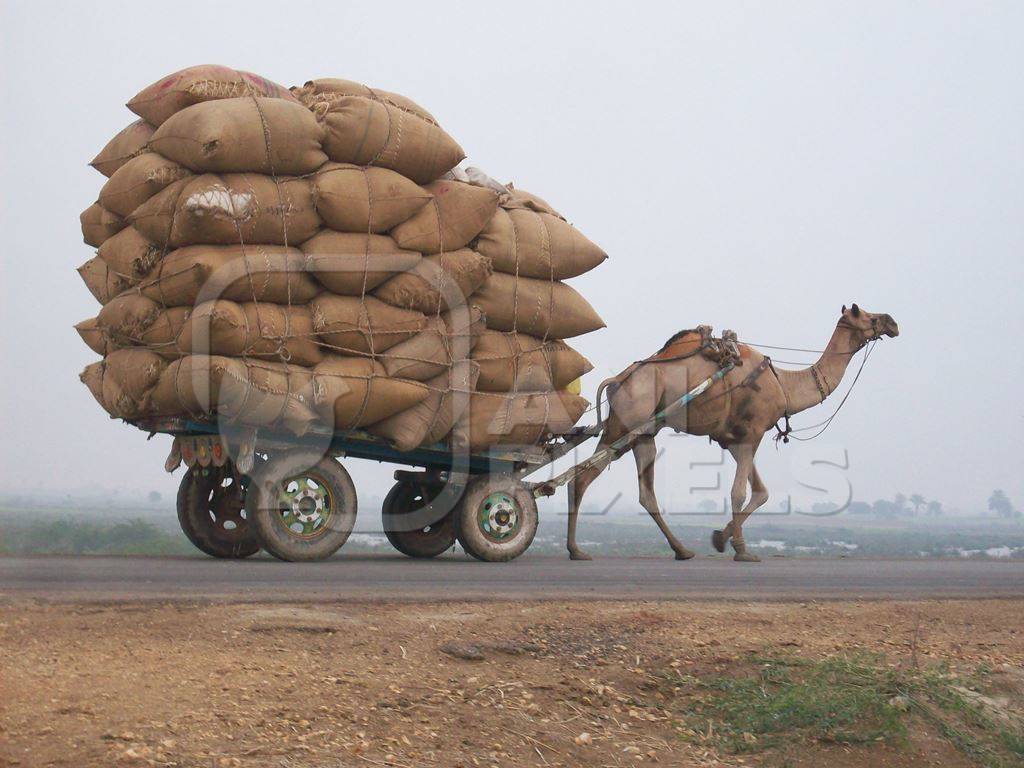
(1, 554, 1022, 602)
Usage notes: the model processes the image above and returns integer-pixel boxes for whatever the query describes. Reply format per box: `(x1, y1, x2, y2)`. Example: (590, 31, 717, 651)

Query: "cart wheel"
(246, 453, 357, 562)
(382, 481, 456, 559)
(454, 475, 538, 562)
(176, 465, 260, 559)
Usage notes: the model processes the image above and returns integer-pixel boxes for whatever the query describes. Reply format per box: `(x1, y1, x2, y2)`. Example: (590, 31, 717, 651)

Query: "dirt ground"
(1, 598, 1021, 768)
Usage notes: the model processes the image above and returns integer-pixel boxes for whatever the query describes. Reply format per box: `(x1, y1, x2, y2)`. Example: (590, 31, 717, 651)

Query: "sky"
(1, 1, 1021, 515)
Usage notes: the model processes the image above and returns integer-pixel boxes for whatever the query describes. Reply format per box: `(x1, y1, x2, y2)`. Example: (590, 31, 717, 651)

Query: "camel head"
(840, 304, 899, 342)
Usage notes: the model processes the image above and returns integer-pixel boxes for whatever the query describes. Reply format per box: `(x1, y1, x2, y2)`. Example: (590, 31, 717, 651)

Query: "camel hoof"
(733, 552, 761, 563)
(674, 548, 696, 561)
(568, 550, 593, 561)
(711, 530, 727, 553)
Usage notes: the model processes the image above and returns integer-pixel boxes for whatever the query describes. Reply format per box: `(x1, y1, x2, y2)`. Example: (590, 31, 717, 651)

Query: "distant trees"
(926, 500, 943, 517)
(988, 490, 1020, 519)
(909, 494, 925, 516)
(148, 491, 162, 504)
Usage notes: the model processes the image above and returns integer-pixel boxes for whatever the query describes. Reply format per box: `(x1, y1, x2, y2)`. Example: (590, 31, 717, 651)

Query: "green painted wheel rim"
(477, 491, 521, 543)
(277, 471, 334, 539)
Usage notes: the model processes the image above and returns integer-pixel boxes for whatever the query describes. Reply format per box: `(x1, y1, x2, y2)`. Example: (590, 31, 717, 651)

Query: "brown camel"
(566, 304, 899, 562)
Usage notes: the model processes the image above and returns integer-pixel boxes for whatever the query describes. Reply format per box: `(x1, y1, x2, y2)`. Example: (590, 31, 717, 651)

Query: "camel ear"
(851, 303, 861, 317)
(842, 304, 847, 314)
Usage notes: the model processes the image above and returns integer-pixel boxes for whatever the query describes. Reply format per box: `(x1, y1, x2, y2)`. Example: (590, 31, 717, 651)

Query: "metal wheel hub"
(478, 492, 521, 541)
(278, 475, 333, 537)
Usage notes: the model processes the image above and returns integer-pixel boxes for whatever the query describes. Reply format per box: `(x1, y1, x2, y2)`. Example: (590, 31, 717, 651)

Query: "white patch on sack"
(184, 186, 255, 222)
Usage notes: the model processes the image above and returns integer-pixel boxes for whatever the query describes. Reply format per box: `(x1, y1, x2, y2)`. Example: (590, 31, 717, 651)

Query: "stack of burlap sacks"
(77, 65, 606, 452)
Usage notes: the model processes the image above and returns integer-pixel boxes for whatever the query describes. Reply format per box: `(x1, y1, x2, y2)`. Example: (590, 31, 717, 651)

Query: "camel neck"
(773, 324, 863, 415)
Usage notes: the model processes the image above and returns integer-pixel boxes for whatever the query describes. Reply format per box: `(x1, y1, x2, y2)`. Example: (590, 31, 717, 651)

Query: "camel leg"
(566, 437, 615, 561)
(712, 443, 768, 563)
(633, 435, 695, 560)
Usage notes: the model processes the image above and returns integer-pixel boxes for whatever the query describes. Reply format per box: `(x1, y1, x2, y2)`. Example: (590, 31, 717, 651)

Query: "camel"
(566, 304, 899, 562)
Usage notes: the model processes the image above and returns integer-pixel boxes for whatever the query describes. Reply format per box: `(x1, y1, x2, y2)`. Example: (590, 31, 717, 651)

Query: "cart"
(132, 416, 599, 563)
(131, 362, 729, 563)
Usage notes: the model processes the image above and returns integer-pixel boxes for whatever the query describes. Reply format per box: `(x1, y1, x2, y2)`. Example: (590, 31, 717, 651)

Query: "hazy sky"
(1, 1, 1021, 514)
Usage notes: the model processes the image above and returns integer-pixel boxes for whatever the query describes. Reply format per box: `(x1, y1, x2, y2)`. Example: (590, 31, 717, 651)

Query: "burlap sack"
(80, 203, 126, 247)
(313, 163, 431, 233)
(90, 119, 155, 178)
(98, 227, 162, 280)
(304, 95, 464, 185)
(294, 79, 437, 123)
(150, 97, 327, 175)
(311, 356, 430, 429)
(471, 273, 605, 339)
(310, 295, 426, 355)
(381, 306, 484, 381)
(302, 231, 421, 296)
(369, 361, 479, 451)
(503, 187, 564, 219)
(474, 207, 606, 280)
(80, 348, 167, 419)
(137, 306, 191, 358)
(373, 250, 492, 315)
(453, 390, 589, 451)
(97, 293, 163, 342)
(150, 355, 317, 435)
(472, 330, 593, 392)
(138, 245, 319, 306)
(129, 65, 300, 126)
(131, 174, 321, 247)
(390, 181, 499, 254)
(75, 317, 118, 356)
(98, 153, 192, 217)
(78, 256, 132, 304)
(177, 300, 322, 367)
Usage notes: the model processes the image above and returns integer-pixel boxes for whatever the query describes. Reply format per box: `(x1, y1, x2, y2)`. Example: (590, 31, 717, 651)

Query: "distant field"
(2, 503, 1022, 559)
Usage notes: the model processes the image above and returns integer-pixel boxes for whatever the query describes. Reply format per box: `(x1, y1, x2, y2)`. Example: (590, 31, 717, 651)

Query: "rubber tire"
(176, 465, 260, 559)
(454, 475, 538, 562)
(246, 453, 357, 562)
(382, 481, 456, 559)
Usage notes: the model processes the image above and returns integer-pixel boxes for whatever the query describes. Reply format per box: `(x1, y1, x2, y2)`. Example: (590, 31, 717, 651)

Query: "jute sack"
(131, 174, 321, 247)
(177, 300, 322, 367)
(79, 256, 132, 304)
(90, 119, 155, 178)
(80, 203, 126, 247)
(503, 187, 564, 219)
(150, 355, 317, 435)
(381, 306, 484, 381)
(474, 207, 606, 280)
(313, 163, 431, 233)
(80, 348, 167, 419)
(129, 65, 301, 126)
(135, 306, 192, 358)
(75, 317, 119, 356)
(453, 390, 589, 452)
(310, 294, 426, 355)
(150, 97, 327, 175)
(390, 181, 499, 254)
(373, 249, 492, 315)
(98, 228, 163, 280)
(369, 361, 479, 451)
(304, 95, 464, 185)
(472, 330, 593, 392)
(98, 153, 192, 217)
(470, 273, 605, 339)
(302, 231, 421, 295)
(138, 245, 319, 307)
(294, 79, 438, 123)
(97, 294, 163, 343)
(311, 356, 430, 429)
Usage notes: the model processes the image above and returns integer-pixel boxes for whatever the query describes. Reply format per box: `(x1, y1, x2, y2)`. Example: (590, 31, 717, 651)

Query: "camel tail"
(594, 376, 619, 429)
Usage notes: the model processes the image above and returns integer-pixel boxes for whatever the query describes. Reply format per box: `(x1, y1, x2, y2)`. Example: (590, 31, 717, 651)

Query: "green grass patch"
(665, 654, 1024, 766)
(0, 516, 193, 556)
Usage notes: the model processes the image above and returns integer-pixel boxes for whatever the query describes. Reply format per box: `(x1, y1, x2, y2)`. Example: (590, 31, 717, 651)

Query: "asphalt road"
(1, 555, 1022, 603)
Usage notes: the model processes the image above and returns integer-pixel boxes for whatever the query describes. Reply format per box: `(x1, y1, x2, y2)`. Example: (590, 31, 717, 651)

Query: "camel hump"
(650, 331, 704, 361)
